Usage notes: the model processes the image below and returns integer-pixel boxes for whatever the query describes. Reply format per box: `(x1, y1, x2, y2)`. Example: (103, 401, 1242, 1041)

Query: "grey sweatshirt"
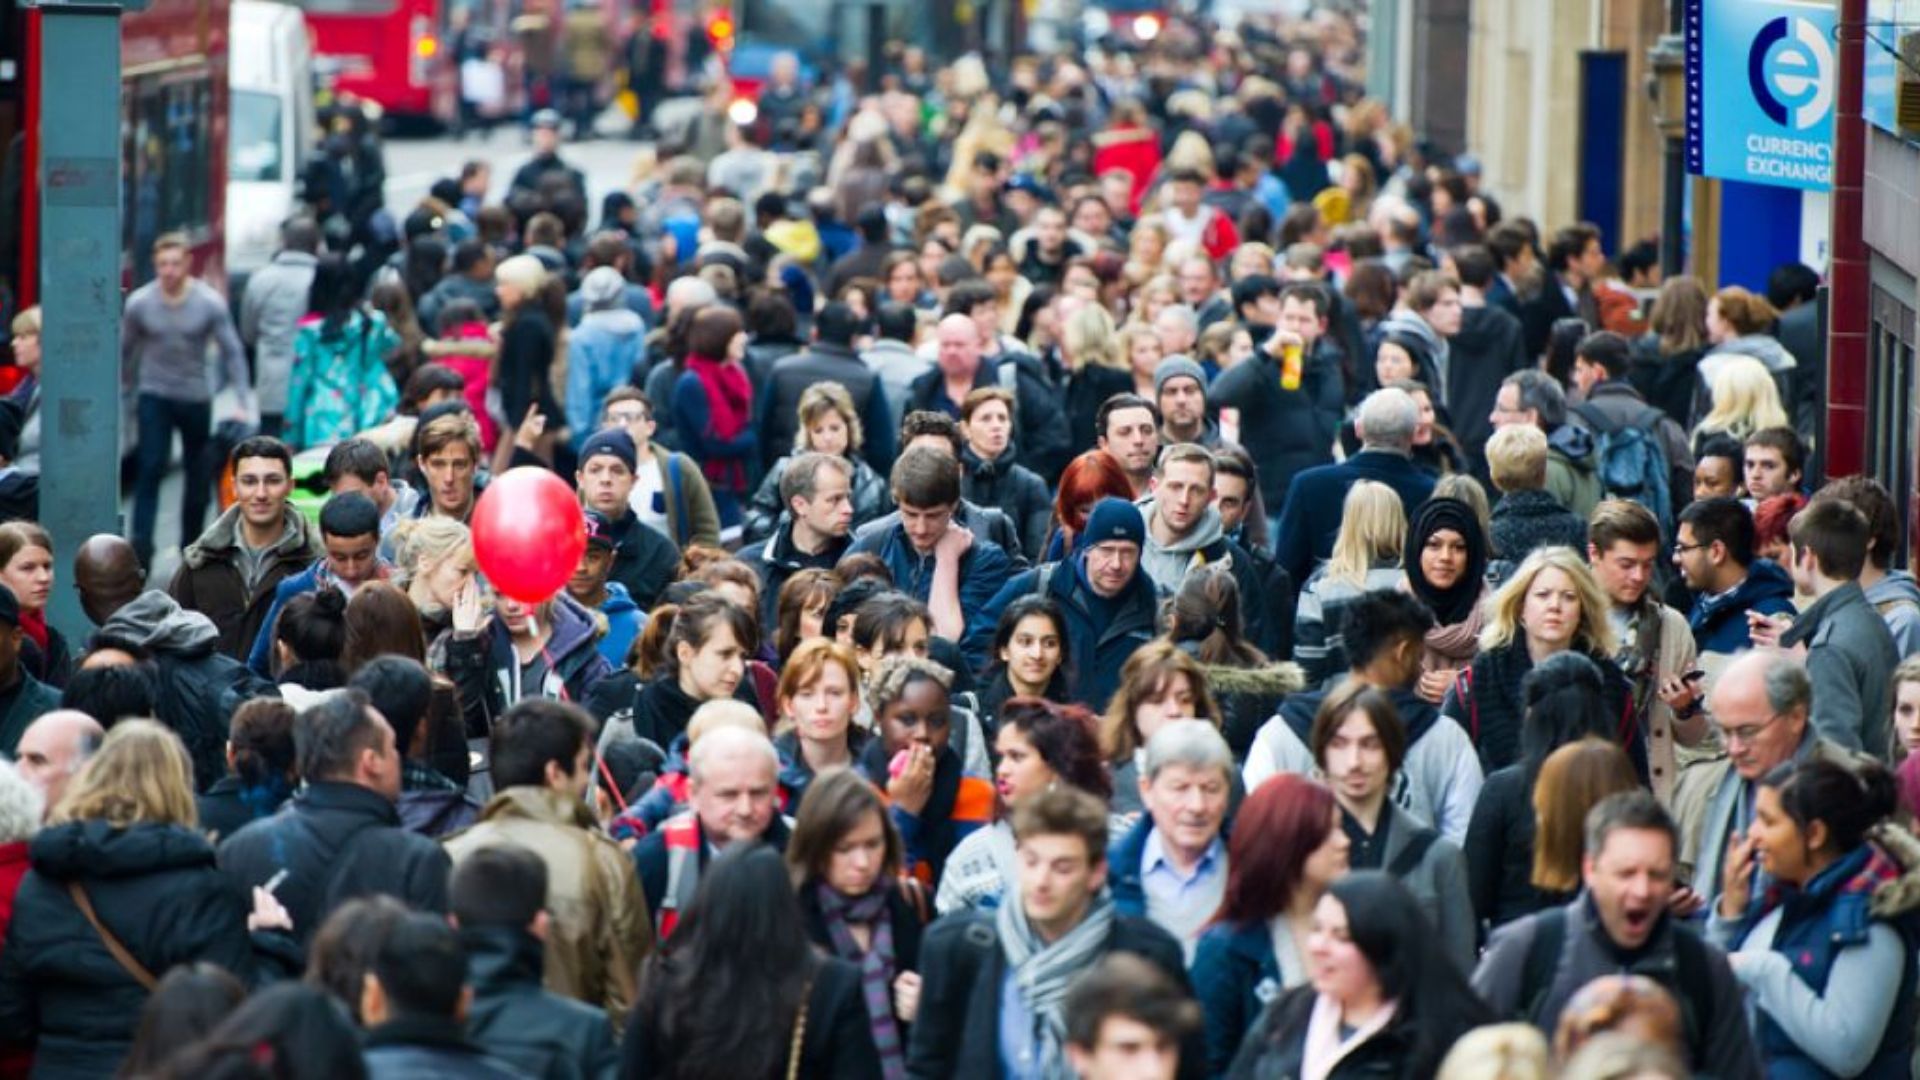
(122, 279, 252, 405)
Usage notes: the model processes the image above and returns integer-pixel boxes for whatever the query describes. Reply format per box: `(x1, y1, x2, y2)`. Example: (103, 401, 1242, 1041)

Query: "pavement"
(136, 115, 687, 586)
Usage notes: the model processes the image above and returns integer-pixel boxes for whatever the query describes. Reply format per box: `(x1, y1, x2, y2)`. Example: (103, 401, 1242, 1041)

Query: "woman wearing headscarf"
(1403, 497, 1491, 705)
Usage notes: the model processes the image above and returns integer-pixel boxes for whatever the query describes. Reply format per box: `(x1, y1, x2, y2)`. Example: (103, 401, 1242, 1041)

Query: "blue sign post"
(1685, 0, 1837, 191)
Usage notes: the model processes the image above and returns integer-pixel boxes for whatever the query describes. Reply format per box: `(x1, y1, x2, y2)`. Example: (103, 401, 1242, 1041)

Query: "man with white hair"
(1153, 305, 1199, 362)
(1107, 721, 1233, 960)
(1272, 387, 1436, 584)
(11, 710, 101, 819)
(631, 726, 788, 937)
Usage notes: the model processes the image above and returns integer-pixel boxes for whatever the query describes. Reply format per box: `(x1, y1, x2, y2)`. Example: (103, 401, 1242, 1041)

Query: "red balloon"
(470, 467, 587, 604)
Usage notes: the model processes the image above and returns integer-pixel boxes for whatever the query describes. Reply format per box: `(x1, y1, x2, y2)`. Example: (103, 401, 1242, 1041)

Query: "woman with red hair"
(1041, 449, 1135, 561)
(1190, 774, 1351, 1077)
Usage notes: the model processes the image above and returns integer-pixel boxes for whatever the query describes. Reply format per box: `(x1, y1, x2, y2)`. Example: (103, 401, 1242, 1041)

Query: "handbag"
(68, 882, 158, 992)
(786, 980, 813, 1080)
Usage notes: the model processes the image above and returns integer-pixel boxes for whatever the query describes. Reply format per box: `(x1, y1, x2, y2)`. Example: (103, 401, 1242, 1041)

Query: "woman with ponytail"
(585, 590, 760, 751)
(1165, 566, 1305, 760)
(1713, 757, 1920, 1078)
(195, 699, 298, 840)
(270, 589, 349, 708)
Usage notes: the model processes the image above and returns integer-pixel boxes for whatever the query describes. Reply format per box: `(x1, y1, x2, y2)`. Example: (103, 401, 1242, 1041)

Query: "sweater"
(122, 280, 251, 405)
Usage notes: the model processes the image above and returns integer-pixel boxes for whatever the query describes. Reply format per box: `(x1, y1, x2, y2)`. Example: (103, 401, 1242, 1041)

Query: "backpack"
(1572, 401, 1673, 538)
(1517, 906, 1715, 1060)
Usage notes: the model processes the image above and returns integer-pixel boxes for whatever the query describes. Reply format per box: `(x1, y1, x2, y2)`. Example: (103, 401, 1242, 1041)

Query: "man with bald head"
(907, 312, 1069, 481)
(1671, 649, 1864, 923)
(12, 710, 103, 817)
(632, 726, 790, 937)
(71, 533, 274, 790)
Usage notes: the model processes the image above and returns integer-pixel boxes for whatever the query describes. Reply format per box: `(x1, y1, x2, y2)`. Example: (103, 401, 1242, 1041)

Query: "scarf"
(18, 609, 47, 655)
(997, 894, 1116, 1079)
(683, 352, 751, 488)
(817, 883, 906, 1080)
(1404, 498, 1489, 627)
(1419, 590, 1484, 670)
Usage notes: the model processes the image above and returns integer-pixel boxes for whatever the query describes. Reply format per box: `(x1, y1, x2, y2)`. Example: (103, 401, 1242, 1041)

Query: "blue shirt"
(1141, 831, 1227, 952)
(999, 969, 1045, 1078)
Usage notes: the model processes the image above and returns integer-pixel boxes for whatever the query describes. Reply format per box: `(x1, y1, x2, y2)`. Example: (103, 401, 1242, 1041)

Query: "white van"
(227, 0, 316, 274)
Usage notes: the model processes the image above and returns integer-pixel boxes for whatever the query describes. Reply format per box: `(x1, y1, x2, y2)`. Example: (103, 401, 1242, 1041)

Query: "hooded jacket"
(0, 821, 298, 1079)
(1689, 559, 1797, 656)
(444, 787, 654, 1023)
(461, 926, 621, 1080)
(1449, 304, 1530, 451)
(100, 590, 278, 791)
(169, 505, 323, 660)
(1545, 424, 1602, 521)
(1202, 659, 1307, 761)
(1782, 581, 1900, 756)
(1864, 570, 1920, 659)
(442, 593, 616, 736)
(564, 307, 647, 448)
(960, 444, 1052, 560)
(588, 581, 641, 669)
(1139, 499, 1274, 653)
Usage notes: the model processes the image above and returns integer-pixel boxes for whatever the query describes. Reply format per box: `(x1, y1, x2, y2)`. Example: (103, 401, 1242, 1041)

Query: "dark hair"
(1575, 331, 1634, 379)
(637, 845, 818, 1080)
(401, 363, 468, 414)
(888, 445, 960, 509)
(1340, 590, 1433, 674)
(850, 592, 931, 654)
(1277, 280, 1331, 319)
(318, 491, 381, 539)
(155, 981, 368, 1080)
(874, 301, 916, 343)
(1310, 681, 1408, 776)
(1450, 245, 1497, 289)
(774, 568, 838, 663)
(1064, 952, 1202, 1052)
(744, 287, 799, 340)
(1547, 222, 1602, 274)
(1546, 317, 1591, 386)
(814, 301, 865, 346)
(1519, 651, 1615, 782)
(228, 698, 297, 820)
(943, 279, 1000, 318)
(371, 913, 467, 1019)
(633, 591, 757, 682)
(1745, 426, 1806, 478)
(349, 656, 434, 757)
(294, 688, 385, 782)
(990, 595, 1072, 692)
(1766, 261, 1821, 310)
(1096, 393, 1160, 441)
(304, 894, 411, 1023)
(59, 661, 158, 727)
(322, 438, 390, 488)
(1009, 784, 1109, 862)
(229, 435, 292, 476)
(1694, 432, 1745, 476)
(1230, 273, 1280, 317)
(274, 590, 348, 689)
(306, 254, 360, 333)
(490, 699, 595, 789)
(1816, 475, 1900, 571)
(1486, 221, 1533, 269)
(1321, 873, 1496, 1074)
(1678, 496, 1756, 567)
(1764, 756, 1899, 856)
(1789, 497, 1870, 580)
(1584, 789, 1678, 860)
(786, 767, 903, 886)
(1165, 565, 1265, 667)
(341, 582, 426, 672)
(899, 410, 964, 457)
(687, 305, 745, 359)
(450, 844, 549, 929)
(999, 698, 1112, 800)
(120, 962, 247, 1078)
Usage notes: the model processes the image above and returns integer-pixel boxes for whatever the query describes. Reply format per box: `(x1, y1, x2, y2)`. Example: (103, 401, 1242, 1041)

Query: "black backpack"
(1517, 906, 1716, 1059)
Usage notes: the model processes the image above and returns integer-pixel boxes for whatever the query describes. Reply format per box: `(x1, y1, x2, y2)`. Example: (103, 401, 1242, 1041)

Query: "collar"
(1142, 829, 1224, 883)
(365, 1014, 481, 1054)
(401, 759, 460, 794)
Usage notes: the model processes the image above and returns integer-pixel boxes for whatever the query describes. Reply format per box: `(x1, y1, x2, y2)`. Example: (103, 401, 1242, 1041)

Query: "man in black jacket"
(361, 912, 525, 1080)
(218, 689, 451, 945)
(1445, 245, 1530, 456)
(1210, 281, 1344, 533)
(760, 301, 895, 472)
(575, 428, 679, 608)
(451, 846, 619, 1080)
(908, 787, 1202, 1080)
(738, 452, 853, 628)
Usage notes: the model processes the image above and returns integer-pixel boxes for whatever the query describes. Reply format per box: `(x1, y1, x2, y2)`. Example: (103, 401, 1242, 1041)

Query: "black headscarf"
(1404, 497, 1489, 627)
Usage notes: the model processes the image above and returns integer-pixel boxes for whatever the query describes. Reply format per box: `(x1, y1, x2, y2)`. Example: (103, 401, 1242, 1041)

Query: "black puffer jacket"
(1439, 642, 1637, 776)
(463, 926, 619, 1080)
(217, 780, 451, 947)
(0, 821, 298, 1078)
(959, 444, 1052, 561)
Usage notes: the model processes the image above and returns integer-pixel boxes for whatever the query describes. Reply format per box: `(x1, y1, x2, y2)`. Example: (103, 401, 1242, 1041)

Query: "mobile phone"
(1681, 669, 1706, 684)
(264, 869, 289, 896)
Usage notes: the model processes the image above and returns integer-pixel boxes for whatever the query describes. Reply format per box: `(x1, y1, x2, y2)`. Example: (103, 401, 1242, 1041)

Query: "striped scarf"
(816, 883, 906, 1080)
(997, 895, 1116, 1080)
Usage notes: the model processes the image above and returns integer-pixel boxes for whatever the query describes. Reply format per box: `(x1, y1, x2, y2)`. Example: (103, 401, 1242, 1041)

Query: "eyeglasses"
(1671, 541, 1712, 555)
(1719, 711, 1784, 747)
(606, 410, 650, 425)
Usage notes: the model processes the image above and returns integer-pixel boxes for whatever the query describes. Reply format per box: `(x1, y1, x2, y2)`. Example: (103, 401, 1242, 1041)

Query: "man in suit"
(1522, 222, 1605, 360)
(908, 786, 1202, 1079)
(1272, 387, 1436, 585)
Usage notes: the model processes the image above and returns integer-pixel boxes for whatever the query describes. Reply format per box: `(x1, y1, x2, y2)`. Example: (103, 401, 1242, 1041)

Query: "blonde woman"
(1121, 322, 1164, 397)
(1294, 480, 1408, 686)
(1060, 303, 1135, 452)
(1439, 546, 1630, 773)
(1690, 354, 1790, 451)
(743, 382, 890, 545)
(1125, 222, 1173, 285)
(0, 721, 292, 1075)
(392, 515, 477, 642)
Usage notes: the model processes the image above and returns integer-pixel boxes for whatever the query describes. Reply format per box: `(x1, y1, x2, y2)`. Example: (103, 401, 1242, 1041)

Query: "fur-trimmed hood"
(1203, 661, 1307, 698)
(1866, 821, 1920, 919)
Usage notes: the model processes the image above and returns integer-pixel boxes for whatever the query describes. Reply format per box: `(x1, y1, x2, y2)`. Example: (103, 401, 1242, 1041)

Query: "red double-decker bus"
(301, 0, 453, 123)
(0, 0, 231, 307)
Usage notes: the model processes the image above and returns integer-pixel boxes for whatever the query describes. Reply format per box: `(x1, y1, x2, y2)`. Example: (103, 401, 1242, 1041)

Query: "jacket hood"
(100, 589, 222, 654)
(1731, 558, 1797, 604)
(1864, 570, 1920, 609)
(1547, 423, 1595, 462)
(1378, 313, 1450, 362)
(1137, 498, 1226, 556)
(462, 925, 547, 991)
(1203, 661, 1308, 697)
(1713, 334, 1797, 371)
(1865, 822, 1920, 919)
(181, 505, 322, 570)
(961, 443, 1021, 483)
(30, 819, 216, 880)
(600, 580, 638, 617)
(578, 307, 645, 337)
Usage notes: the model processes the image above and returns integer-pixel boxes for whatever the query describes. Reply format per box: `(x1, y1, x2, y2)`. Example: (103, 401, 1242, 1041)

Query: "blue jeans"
(131, 392, 211, 567)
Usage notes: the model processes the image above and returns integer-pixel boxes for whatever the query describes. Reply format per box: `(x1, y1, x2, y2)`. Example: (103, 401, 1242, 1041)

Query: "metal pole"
(1658, 0, 1685, 276)
(1824, 0, 1867, 480)
(35, 4, 124, 639)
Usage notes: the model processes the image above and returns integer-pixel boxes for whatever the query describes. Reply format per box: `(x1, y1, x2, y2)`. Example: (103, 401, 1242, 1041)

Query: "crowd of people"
(0, 7, 1905, 1080)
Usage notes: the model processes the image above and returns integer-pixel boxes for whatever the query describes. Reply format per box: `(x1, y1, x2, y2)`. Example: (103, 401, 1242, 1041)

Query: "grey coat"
(238, 251, 318, 414)
(1781, 582, 1900, 756)
(1373, 801, 1476, 978)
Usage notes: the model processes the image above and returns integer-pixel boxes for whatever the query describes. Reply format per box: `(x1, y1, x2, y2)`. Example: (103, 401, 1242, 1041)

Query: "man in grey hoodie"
(1137, 444, 1272, 653)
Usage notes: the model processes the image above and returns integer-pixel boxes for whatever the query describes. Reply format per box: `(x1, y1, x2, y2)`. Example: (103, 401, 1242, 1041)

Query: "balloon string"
(531, 603, 627, 815)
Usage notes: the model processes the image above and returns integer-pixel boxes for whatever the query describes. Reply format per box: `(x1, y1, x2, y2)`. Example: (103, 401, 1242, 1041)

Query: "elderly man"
(1670, 649, 1862, 924)
(632, 726, 789, 937)
(1107, 722, 1234, 960)
(12, 710, 102, 818)
(1490, 369, 1601, 521)
(1272, 387, 1436, 585)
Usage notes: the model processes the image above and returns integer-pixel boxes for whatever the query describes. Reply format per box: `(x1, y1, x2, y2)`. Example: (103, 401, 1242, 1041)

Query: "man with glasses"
(1672, 497, 1796, 659)
(968, 498, 1159, 712)
(599, 388, 719, 550)
(1671, 649, 1859, 923)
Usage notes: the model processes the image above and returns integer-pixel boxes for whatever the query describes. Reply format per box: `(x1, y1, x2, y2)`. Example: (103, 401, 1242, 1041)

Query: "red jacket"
(1091, 124, 1162, 215)
(0, 840, 31, 1080)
